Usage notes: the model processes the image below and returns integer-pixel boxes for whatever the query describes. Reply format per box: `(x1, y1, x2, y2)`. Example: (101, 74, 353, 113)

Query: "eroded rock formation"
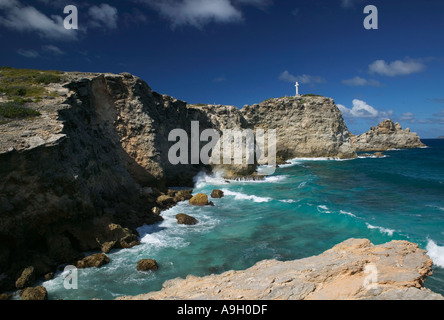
(352, 119, 425, 151)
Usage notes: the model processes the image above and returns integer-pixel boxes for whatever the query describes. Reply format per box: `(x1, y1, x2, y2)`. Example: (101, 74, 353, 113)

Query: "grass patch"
(303, 94, 324, 97)
(0, 66, 63, 100)
(0, 100, 40, 119)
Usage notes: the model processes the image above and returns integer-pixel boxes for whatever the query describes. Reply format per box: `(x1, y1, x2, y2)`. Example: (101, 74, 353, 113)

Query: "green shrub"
(303, 94, 324, 97)
(0, 66, 63, 99)
(0, 101, 41, 119)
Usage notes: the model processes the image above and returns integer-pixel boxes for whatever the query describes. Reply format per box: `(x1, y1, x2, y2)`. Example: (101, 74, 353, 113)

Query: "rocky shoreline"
(117, 238, 444, 300)
(0, 68, 429, 299)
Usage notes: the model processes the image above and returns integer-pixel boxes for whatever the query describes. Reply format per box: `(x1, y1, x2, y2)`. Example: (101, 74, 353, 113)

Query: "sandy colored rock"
(76, 253, 110, 269)
(241, 96, 357, 160)
(15, 266, 35, 289)
(137, 259, 159, 271)
(352, 119, 426, 151)
(189, 193, 209, 206)
(20, 286, 47, 300)
(118, 239, 443, 301)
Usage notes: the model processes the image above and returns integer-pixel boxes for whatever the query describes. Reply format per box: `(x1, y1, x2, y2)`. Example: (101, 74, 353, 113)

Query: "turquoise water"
(41, 139, 444, 300)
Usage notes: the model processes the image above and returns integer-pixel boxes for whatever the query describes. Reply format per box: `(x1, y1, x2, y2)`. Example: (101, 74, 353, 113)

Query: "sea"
(39, 139, 444, 300)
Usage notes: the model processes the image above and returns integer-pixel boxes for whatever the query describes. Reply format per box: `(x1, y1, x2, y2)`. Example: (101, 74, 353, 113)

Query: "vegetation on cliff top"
(0, 100, 41, 120)
(0, 66, 63, 100)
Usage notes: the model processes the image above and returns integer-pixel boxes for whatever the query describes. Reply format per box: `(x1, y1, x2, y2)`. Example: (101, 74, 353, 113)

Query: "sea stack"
(351, 119, 426, 151)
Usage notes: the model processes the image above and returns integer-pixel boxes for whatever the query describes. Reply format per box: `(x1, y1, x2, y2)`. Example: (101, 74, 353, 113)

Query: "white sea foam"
(223, 175, 288, 185)
(193, 171, 229, 189)
(221, 189, 272, 203)
(366, 223, 395, 236)
(279, 157, 355, 167)
(426, 240, 444, 268)
(317, 205, 331, 213)
(298, 181, 307, 189)
(339, 210, 357, 218)
(279, 199, 298, 203)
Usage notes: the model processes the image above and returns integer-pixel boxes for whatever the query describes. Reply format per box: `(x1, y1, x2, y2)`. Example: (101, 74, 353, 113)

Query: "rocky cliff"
(352, 119, 426, 151)
(0, 68, 356, 291)
(118, 238, 444, 300)
(241, 96, 356, 160)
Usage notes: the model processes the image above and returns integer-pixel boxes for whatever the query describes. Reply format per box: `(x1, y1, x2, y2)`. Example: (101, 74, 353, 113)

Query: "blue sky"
(1, 0, 444, 137)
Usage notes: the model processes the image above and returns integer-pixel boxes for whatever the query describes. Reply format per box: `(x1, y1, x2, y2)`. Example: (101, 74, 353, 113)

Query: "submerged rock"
(137, 259, 159, 271)
(176, 214, 198, 225)
(210, 189, 224, 199)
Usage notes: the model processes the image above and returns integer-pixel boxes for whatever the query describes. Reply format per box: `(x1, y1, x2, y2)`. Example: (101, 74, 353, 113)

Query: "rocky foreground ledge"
(118, 239, 443, 300)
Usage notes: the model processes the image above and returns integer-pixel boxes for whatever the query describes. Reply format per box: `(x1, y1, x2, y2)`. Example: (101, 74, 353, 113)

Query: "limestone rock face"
(241, 96, 357, 160)
(352, 119, 426, 151)
(117, 239, 443, 300)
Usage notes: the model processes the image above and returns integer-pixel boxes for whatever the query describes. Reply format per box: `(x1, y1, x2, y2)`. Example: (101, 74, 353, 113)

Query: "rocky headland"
(0, 67, 429, 299)
(118, 238, 443, 300)
(352, 119, 425, 151)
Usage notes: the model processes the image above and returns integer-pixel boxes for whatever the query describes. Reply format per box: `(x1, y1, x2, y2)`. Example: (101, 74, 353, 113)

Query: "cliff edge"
(118, 238, 444, 300)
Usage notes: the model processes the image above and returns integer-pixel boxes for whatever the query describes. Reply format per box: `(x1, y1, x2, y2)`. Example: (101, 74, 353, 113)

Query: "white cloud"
(0, 1, 77, 40)
(147, 0, 241, 27)
(88, 4, 118, 30)
(279, 70, 326, 84)
(400, 112, 415, 122)
(17, 48, 39, 58)
(42, 44, 64, 55)
(338, 99, 392, 119)
(342, 76, 381, 87)
(369, 58, 426, 77)
(141, 0, 270, 27)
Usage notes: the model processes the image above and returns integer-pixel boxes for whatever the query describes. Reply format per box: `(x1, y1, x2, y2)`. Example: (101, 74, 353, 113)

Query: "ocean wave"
(193, 171, 288, 189)
(193, 171, 229, 189)
(278, 157, 355, 168)
(317, 205, 331, 213)
(279, 199, 298, 203)
(426, 204, 444, 212)
(366, 223, 395, 236)
(426, 240, 444, 268)
(221, 189, 272, 203)
(339, 210, 357, 218)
